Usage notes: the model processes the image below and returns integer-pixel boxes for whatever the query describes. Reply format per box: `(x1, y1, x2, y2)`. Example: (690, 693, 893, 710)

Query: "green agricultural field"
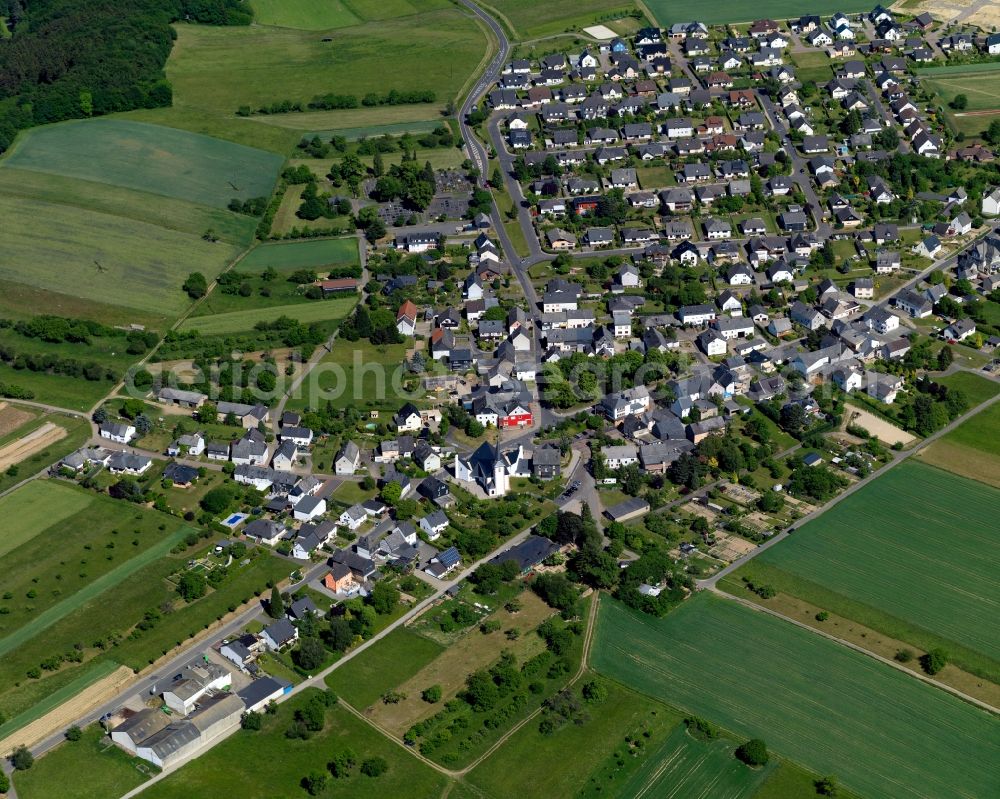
(0, 483, 190, 657)
(0, 364, 116, 413)
(0, 481, 92, 558)
(286, 339, 412, 412)
(592, 595, 1000, 799)
(482, 0, 640, 39)
(250, 0, 361, 29)
(163, 8, 487, 134)
(0, 168, 257, 247)
(238, 238, 360, 272)
(0, 546, 288, 726)
(751, 461, 1000, 666)
(140, 690, 449, 799)
(0, 194, 243, 320)
(614, 724, 774, 799)
(0, 326, 157, 411)
(255, 105, 450, 134)
(179, 295, 358, 335)
(936, 370, 999, 406)
(920, 400, 1000, 487)
(3, 119, 282, 208)
(925, 74, 1000, 112)
(14, 724, 155, 799)
(644, 0, 870, 25)
(469, 678, 682, 798)
(325, 627, 444, 708)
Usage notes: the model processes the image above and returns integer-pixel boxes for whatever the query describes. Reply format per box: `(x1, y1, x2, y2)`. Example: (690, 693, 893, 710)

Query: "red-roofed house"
(396, 300, 418, 336)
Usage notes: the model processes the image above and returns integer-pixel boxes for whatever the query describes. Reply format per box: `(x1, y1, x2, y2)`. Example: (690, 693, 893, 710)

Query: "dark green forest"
(0, 0, 251, 151)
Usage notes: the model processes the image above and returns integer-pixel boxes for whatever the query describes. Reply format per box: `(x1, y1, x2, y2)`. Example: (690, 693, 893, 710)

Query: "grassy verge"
(14, 723, 156, 799)
(140, 690, 449, 799)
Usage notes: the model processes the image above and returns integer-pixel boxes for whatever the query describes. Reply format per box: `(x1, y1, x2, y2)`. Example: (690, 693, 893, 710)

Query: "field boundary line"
(710, 587, 999, 715)
(701, 377, 1000, 589)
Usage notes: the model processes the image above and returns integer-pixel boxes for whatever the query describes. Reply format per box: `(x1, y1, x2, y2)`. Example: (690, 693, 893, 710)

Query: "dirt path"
(0, 666, 133, 755)
(0, 422, 67, 470)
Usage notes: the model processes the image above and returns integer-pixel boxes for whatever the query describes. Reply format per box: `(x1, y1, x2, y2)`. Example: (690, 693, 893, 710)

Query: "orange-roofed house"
(396, 300, 418, 336)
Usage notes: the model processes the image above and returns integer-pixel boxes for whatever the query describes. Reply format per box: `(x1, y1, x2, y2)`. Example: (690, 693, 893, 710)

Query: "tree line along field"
(183, 237, 362, 334)
(747, 460, 1000, 671)
(591, 594, 1000, 799)
(160, 5, 489, 137)
(644, 0, 872, 26)
(1, 544, 288, 730)
(919, 401, 1000, 488)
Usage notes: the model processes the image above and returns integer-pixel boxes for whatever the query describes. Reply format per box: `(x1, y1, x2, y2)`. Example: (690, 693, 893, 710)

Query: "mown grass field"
(239, 237, 360, 272)
(925, 73, 1000, 112)
(481, 0, 640, 38)
(592, 594, 1000, 799)
(325, 627, 445, 708)
(0, 193, 243, 320)
(252, 0, 455, 28)
(163, 8, 487, 134)
(140, 690, 449, 799)
(180, 294, 358, 335)
(919, 400, 1000, 487)
(255, 105, 450, 134)
(305, 120, 444, 141)
(3, 119, 282, 208)
(614, 723, 774, 799)
(286, 339, 412, 412)
(14, 723, 154, 799)
(936, 370, 999, 406)
(751, 461, 1000, 666)
(644, 0, 871, 25)
(0, 480, 92, 558)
